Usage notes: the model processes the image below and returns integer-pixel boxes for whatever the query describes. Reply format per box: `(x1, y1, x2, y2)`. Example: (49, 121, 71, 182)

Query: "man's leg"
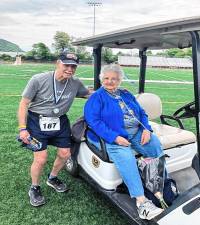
(46, 148, 70, 192)
(29, 150, 47, 207)
(50, 147, 71, 176)
(31, 150, 48, 185)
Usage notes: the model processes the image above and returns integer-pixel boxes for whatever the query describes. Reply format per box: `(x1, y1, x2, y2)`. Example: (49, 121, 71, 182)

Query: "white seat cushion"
(136, 92, 196, 149)
(136, 93, 162, 120)
(150, 121, 196, 149)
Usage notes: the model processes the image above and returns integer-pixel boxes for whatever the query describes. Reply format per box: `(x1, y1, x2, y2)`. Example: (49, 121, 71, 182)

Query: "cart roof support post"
(138, 48, 147, 93)
(191, 31, 200, 167)
(93, 44, 102, 90)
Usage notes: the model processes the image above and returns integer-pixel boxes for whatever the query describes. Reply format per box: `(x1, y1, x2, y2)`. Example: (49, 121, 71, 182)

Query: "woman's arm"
(84, 93, 120, 144)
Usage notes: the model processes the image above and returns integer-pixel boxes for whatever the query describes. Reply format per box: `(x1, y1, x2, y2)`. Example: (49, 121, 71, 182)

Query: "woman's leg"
(105, 143, 144, 198)
(130, 129, 163, 157)
(88, 137, 144, 197)
(107, 144, 164, 220)
(88, 138, 163, 220)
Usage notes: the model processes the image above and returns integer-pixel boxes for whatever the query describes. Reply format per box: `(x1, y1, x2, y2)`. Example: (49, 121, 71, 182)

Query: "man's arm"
(83, 87, 94, 98)
(18, 97, 31, 144)
(76, 80, 94, 98)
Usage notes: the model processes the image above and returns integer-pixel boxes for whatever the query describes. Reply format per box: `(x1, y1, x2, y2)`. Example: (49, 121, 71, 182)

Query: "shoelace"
(139, 200, 157, 210)
(51, 177, 63, 185)
(32, 187, 42, 197)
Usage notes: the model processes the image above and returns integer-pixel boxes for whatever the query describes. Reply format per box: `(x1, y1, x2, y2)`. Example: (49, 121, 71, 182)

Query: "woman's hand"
(115, 136, 130, 146)
(141, 129, 151, 145)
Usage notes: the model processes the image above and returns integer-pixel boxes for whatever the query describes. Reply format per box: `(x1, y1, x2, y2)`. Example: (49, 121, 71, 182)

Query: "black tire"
(65, 156, 79, 177)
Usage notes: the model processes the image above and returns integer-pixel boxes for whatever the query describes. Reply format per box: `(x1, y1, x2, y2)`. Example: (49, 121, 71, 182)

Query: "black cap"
(59, 50, 79, 66)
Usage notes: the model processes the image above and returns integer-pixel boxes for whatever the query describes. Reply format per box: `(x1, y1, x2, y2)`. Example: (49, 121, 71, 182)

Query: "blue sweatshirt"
(84, 87, 152, 144)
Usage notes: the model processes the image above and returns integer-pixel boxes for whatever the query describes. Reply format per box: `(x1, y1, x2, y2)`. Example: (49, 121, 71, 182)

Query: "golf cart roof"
(73, 16, 200, 50)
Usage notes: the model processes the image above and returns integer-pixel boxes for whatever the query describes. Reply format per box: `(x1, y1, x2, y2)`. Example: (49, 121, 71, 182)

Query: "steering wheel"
(173, 101, 196, 119)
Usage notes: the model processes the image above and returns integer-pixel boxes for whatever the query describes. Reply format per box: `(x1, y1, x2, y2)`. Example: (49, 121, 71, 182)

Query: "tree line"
(0, 31, 193, 63)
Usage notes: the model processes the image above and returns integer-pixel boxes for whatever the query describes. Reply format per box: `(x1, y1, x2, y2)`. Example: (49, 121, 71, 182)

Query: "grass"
(0, 63, 196, 225)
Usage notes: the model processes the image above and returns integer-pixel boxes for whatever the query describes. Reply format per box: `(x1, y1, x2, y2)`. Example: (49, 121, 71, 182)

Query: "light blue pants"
(89, 128, 163, 198)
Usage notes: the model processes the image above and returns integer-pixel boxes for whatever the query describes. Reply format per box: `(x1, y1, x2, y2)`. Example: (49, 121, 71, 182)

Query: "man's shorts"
(27, 111, 71, 151)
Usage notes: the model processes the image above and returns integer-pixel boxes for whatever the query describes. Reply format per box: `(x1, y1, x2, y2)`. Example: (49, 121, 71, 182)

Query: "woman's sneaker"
(28, 186, 45, 207)
(137, 199, 164, 220)
(46, 175, 69, 193)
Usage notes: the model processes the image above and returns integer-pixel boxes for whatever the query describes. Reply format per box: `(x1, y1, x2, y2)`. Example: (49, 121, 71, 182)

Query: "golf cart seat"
(136, 93, 196, 149)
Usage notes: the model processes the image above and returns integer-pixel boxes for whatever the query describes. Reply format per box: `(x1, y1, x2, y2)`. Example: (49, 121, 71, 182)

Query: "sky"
(0, 0, 200, 51)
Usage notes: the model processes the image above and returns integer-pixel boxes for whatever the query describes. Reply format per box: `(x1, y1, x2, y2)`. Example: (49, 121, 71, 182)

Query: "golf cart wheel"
(65, 156, 79, 177)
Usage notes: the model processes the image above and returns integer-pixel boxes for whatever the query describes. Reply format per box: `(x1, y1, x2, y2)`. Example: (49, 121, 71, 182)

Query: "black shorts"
(27, 111, 72, 151)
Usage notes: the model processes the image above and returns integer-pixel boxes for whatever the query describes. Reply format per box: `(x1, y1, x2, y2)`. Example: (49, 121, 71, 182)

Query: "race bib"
(39, 116, 60, 131)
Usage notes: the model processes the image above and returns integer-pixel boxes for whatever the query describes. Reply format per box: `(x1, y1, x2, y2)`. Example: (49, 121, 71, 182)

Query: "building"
(118, 55, 192, 69)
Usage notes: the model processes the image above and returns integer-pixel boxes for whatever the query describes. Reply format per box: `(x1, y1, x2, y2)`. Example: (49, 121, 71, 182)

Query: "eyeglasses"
(102, 77, 120, 83)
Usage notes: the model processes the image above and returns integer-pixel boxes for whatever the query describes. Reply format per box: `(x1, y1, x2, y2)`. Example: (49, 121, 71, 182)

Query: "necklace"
(52, 72, 68, 115)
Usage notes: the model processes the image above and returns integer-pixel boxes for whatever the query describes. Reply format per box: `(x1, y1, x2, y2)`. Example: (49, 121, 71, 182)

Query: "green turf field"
(0, 63, 196, 225)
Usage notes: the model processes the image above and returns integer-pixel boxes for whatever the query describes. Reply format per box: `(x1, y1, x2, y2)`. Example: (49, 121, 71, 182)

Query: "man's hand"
(87, 86, 94, 93)
(141, 129, 151, 145)
(19, 130, 31, 144)
(83, 87, 94, 98)
(115, 136, 130, 146)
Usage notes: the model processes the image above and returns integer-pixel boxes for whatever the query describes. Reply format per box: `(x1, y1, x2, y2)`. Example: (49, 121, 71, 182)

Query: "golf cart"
(66, 17, 200, 225)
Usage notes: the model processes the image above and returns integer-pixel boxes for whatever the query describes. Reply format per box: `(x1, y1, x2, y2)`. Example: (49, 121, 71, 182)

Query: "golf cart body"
(67, 17, 200, 225)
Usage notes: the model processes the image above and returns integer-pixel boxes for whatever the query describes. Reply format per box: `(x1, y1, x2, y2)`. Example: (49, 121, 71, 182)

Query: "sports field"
(0, 63, 196, 225)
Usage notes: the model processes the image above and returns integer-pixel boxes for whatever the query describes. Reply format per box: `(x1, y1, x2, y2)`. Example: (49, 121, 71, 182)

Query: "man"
(18, 50, 91, 207)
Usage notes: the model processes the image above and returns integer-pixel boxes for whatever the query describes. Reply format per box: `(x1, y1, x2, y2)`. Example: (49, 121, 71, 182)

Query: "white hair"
(99, 64, 124, 83)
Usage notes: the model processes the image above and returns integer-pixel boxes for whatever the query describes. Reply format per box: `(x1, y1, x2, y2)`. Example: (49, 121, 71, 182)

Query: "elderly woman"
(84, 64, 164, 220)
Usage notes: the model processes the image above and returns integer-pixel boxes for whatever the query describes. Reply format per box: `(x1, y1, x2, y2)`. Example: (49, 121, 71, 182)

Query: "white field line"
(0, 94, 21, 96)
(0, 93, 189, 104)
(0, 73, 193, 84)
(79, 77, 193, 84)
(0, 74, 32, 77)
(0, 69, 92, 77)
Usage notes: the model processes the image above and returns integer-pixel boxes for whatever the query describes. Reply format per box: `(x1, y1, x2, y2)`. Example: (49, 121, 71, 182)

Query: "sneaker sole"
(46, 181, 69, 193)
(139, 208, 164, 220)
(28, 190, 45, 207)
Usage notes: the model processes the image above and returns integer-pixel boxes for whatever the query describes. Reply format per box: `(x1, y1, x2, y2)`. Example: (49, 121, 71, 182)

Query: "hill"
(0, 39, 23, 52)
